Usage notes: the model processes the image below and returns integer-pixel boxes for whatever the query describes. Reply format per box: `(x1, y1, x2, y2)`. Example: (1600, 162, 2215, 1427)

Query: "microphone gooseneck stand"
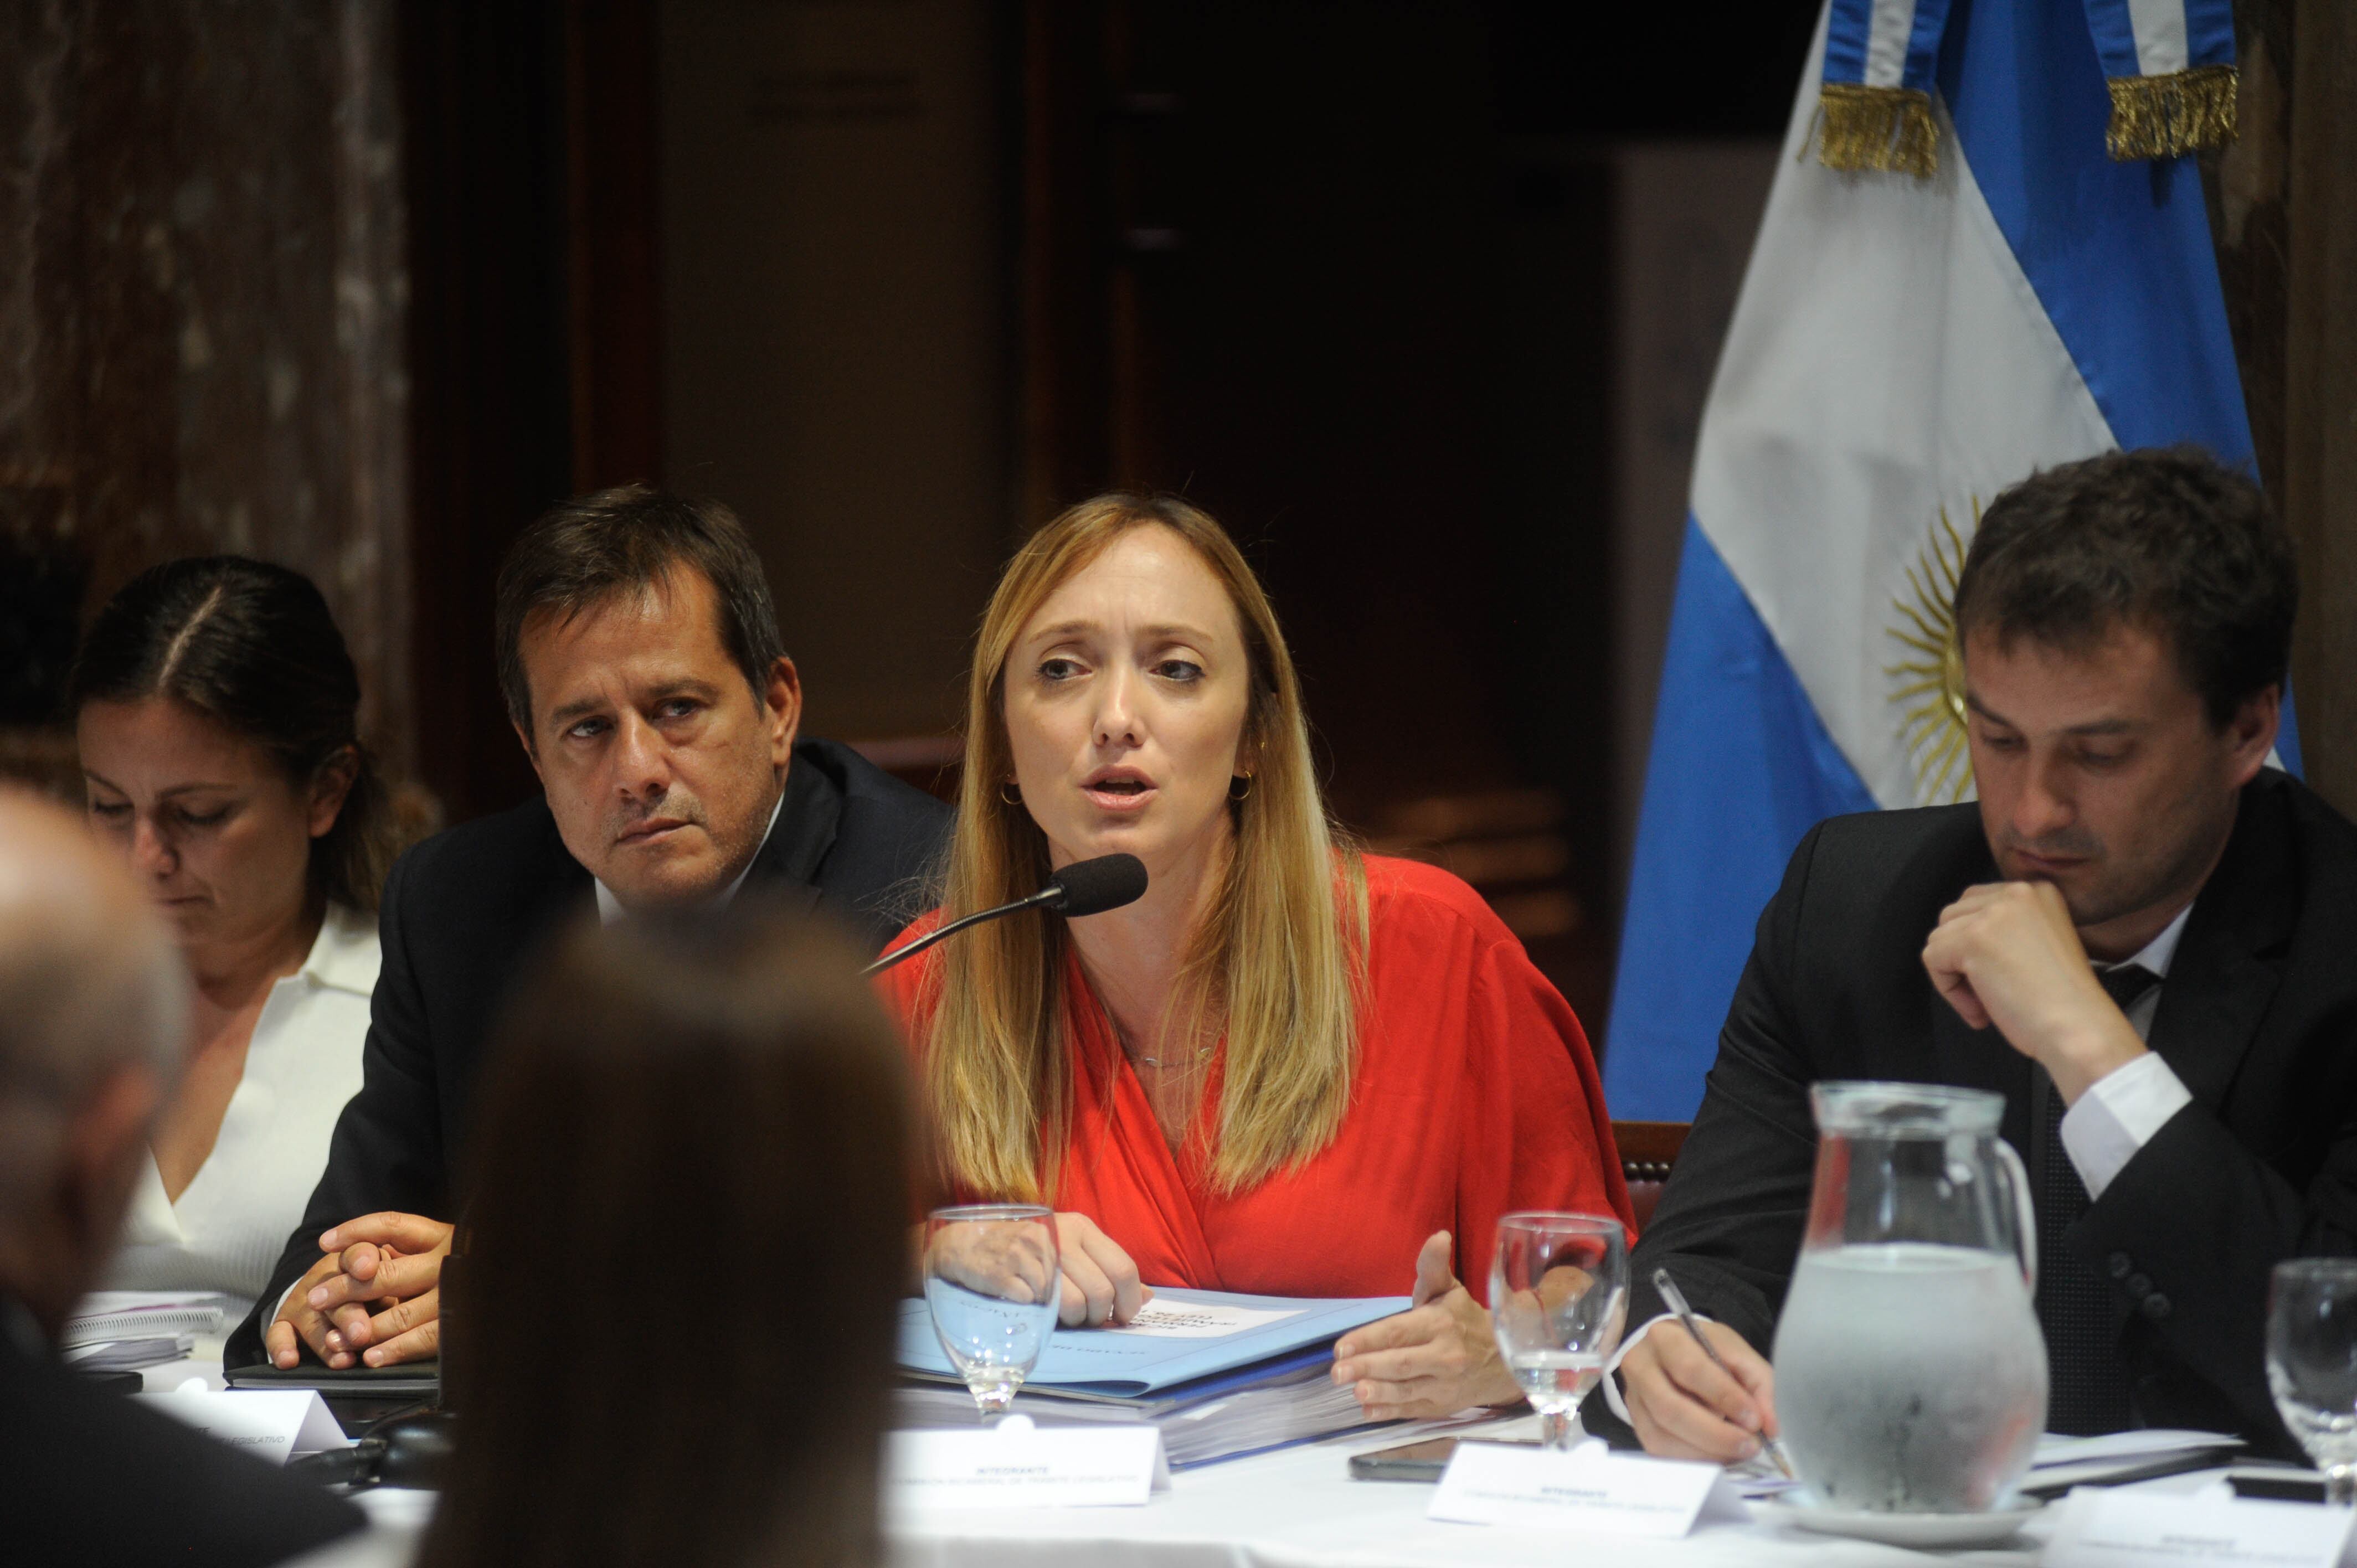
(862, 853, 1149, 977)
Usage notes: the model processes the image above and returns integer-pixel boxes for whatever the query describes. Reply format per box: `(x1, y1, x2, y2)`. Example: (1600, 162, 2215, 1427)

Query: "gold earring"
(1000, 780, 1022, 806)
(1228, 773, 1253, 802)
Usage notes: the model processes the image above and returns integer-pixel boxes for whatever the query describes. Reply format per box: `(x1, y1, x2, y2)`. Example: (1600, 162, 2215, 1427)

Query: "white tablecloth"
(125, 1352, 2243, 1568)
(887, 1416, 2055, 1568)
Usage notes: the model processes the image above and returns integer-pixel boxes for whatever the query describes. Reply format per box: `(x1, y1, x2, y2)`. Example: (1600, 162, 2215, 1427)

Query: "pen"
(1651, 1266, 1796, 1480)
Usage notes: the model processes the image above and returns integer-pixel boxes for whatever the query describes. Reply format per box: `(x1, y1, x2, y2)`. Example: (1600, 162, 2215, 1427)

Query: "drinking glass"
(2268, 1258, 2357, 1503)
(1490, 1212, 1629, 1449)
(923, 1204, 1061, 1419)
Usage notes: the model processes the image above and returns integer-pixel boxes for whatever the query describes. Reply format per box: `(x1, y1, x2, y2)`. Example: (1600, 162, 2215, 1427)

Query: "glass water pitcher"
(1771, 1081, 2047, 1513)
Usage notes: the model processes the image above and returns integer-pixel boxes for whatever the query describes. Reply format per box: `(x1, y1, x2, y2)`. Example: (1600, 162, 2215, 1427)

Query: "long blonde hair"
(922, 495, 1367, 1200)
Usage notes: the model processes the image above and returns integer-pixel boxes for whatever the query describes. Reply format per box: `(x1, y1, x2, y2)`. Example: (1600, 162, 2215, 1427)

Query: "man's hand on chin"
(264, 1212, 454, 1369)
(1921, 881, 2148, 1102)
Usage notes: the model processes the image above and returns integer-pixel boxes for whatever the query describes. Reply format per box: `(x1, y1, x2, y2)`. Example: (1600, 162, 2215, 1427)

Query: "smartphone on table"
(1348, 1435, 1538, 1482)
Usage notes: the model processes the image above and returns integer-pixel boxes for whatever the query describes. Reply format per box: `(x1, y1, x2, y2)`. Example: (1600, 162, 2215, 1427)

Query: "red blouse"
(881, 855, 1633, 1306)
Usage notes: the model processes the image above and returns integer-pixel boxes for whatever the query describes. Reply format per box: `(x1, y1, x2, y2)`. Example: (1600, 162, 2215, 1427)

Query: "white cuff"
(1602, 1313, 1687, 1425)
(2060, 1051, 2194, 1200)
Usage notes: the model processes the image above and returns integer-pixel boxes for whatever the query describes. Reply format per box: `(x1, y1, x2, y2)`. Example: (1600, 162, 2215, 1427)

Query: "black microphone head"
(1048, 853, 1148, 917)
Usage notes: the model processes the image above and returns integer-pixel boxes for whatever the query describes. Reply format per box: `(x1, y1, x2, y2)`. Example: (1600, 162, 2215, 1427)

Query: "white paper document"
(137, 1388, 349, 1466)
(2042, 1487, 2355, 1568)
(1428, 1439, 1749, 1537)
(1102, 1302, 1304, 1339)
(887, 1420, 1171, 1510)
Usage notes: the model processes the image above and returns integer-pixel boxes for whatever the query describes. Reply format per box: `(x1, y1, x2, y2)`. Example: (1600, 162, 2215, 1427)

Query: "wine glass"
(923, 1204, 1062, 1420)
(1490, 1212, 1629, 1450)
(2268, 1258, 2357, 1503)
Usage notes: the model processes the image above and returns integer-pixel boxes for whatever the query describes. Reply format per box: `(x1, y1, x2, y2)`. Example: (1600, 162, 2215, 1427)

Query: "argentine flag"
(1605, 0, 2296, 1121)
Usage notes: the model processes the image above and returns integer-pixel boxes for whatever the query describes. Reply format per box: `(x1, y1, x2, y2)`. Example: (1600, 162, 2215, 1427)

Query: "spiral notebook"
(64, 1291, 229, 1348)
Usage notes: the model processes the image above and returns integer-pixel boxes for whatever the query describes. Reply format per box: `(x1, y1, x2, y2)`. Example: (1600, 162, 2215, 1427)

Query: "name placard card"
(1427, 1440, 1748, 1537)
(137, 1388, 348, 1466)
(2043, 1488, 2355, 1568)
(887, 1421, 1171, 1510)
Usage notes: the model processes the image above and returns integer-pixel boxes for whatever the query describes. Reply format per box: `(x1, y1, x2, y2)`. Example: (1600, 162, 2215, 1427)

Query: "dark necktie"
(2034, 962, 2160, 1436)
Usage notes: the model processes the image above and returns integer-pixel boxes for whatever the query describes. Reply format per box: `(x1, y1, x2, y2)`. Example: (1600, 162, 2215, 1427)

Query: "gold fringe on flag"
(1814, 83, 1939, 178)
(2105, 64, 2238, 160)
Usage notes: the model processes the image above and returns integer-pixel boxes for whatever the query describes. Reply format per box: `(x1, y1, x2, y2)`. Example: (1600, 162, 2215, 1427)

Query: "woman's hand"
(1330, 1231, 1520, 1420)
(924, 1215, 1062, 1306)
(1052, 1212, 1152, 1325)
(921, 1210, 1152, 1327)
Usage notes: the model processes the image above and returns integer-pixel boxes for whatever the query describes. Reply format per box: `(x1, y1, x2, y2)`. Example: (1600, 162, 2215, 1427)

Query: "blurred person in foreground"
(880, 494, 1633, 1422)
(72, 558, 398, 1322)
(1612, 447, 2357, 1460)
(308, 905, 903, 1568)
(0, 789, 362, 1566)
(234, 486, 949, 1374)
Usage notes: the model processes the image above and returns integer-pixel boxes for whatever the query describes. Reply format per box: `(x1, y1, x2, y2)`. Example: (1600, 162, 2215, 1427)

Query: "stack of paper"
(897, 1287, 1407, 1468)
(2020, 1428, 2244, 1495)
(64, 1335, 195, 1373)
(1736, 1427, 2246, 1502)
(65, 1290, 228, 1347)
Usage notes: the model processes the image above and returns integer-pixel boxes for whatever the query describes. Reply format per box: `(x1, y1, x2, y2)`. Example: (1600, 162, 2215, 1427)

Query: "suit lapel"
(744, 749, 840, 907)
(2147, 781, 2297, 1110)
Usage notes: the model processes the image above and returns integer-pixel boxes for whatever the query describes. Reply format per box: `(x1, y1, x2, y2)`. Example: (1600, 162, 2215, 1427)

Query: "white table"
(123, 1349, 2245, 1568)
(887, 1416, 2059, 1568)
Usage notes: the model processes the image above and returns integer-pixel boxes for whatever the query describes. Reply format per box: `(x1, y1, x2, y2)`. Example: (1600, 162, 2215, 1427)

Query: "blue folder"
(896, 1286, 1409, 1400)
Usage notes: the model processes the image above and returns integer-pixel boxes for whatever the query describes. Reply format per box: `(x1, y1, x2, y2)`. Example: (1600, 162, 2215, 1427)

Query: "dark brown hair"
(496, 485, 785, 735)
(421, 902, 910, 1568)
(1953, 446, 2298, 728)
(66, 556, 394, 911)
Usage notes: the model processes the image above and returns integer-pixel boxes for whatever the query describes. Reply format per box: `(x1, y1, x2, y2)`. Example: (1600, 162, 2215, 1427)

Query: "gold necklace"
(1130, 1045, 1214, 1070)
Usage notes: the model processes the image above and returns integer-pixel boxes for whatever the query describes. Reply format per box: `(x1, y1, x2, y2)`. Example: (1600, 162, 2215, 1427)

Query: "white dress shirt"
(1604, 902, 2197, 1425)
(104, 904, 380, 1324)
(2058, 904, 2191, 1198)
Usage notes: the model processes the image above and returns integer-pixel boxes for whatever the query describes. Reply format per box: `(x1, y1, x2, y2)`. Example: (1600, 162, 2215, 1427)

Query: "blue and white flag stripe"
(1823, 0, 1950, 92)
(2083, 0, 2235, 80)
(1604, 0, 2283, 1122)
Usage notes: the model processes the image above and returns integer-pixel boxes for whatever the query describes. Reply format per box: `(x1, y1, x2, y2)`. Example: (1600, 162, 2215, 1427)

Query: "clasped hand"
(1921, 880, 2147, 1102)
(1329, 1231, 1520, 1420)
(266, 1211, 451, 1369)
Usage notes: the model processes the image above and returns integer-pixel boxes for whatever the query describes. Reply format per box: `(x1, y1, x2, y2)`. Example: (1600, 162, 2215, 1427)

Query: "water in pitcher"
(1774, 1242, 2047, 1513)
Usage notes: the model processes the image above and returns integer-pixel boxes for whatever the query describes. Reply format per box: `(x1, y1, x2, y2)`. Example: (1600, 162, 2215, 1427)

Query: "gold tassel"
(2105, 64, 2239, 160)
(1814, 84, 1940, 178)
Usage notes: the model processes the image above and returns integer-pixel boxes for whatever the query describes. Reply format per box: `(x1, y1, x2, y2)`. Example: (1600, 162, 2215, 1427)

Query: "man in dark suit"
(231, 487, 949, 1372)
(0, 790, 363, 1566)
(1609, 447, 2357, 1460)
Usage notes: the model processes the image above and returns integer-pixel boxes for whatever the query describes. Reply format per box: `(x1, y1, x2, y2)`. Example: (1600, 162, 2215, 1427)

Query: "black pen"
(1651, 1266, 1795, 1480)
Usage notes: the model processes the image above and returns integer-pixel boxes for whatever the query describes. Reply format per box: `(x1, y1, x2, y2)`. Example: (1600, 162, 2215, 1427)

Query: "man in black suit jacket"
(233, 487, 949, 1372)
(1610, 448, 2356, 1461)
(0, 792, 363, 1566)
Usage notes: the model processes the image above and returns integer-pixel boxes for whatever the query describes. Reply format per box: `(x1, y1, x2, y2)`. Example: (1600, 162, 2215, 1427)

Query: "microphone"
(1047, 853, 1152, 917)
(863, 853, 1147, 977)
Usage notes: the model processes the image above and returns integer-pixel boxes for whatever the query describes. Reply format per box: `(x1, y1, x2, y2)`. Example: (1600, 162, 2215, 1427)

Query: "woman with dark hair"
(413, 905, 910, 1568)
(70, 556, 399, 1319)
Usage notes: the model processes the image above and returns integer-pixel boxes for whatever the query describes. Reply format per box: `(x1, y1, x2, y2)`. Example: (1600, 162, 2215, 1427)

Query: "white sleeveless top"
(104, 903, 379, 1322)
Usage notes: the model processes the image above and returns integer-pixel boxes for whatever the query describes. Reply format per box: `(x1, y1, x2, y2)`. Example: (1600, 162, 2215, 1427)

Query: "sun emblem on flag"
(1886, 502, 1977, 804)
